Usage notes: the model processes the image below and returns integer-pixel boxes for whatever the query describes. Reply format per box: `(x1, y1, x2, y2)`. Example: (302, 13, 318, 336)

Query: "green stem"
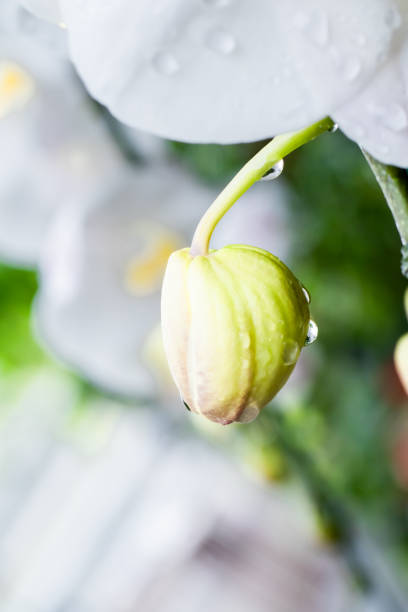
(190, 117, 335, 256)
(362, 151, 408, 278)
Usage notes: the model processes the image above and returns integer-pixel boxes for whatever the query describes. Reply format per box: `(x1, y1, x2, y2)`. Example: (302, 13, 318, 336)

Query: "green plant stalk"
(190, 117, 335, 256)
(362, 150, 408, 278)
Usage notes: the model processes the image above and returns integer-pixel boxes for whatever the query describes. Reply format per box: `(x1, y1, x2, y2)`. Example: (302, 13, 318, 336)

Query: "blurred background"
(1, 4, 408, 611)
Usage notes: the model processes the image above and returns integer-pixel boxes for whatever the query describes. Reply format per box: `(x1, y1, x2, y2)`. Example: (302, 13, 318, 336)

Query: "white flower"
(0, 16, 122, 266)
(22, 0, 408, 165)
(33, 163, 214, 397)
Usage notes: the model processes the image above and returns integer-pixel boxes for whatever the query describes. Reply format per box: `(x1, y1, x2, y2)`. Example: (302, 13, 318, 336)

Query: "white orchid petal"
(59, 0, 400, 143)
(0, 24, 124, 266)
(34, 164, 215, 397)
(20, 0, 62, 24)
(334, 38, 408, 165)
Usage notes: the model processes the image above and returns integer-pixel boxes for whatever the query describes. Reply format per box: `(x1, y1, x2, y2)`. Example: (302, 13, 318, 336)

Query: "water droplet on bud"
(282, 339, 299, 365)
(302, 286, 311, 304)
(328, 123, 338, 133)
(261, 159, 284, 181)
(238, 403, 260, 423)
(305, 320, 318, 345)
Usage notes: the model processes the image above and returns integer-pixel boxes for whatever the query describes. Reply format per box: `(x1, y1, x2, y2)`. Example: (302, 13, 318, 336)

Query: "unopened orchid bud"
(161, 244, 312, 425)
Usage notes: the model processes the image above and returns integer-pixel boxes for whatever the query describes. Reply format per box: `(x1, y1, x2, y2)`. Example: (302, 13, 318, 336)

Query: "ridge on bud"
(161, 244, 310, 425)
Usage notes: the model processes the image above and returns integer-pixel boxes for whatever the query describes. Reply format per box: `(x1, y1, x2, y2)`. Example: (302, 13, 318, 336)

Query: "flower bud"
(161, 244, 311, 425)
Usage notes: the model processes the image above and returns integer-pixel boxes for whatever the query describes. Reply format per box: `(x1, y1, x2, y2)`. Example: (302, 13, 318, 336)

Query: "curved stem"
(190, 117, 335, 256)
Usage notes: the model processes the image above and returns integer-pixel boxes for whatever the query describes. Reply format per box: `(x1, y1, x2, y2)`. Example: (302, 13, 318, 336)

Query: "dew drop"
(261, 159, 284, 181)
(282, 340, 299, 366)
(302, 286, 311, 304)
(382, 104, 408, 132)
(206, 28, 236, 55)
(152, 51, 180, 76)
(238, 403, 260, 424)
(328, 123, 338, 133)
(342, 57, 361, 81)
(305, 320, 318, 346)
(294, 10, 329, 47)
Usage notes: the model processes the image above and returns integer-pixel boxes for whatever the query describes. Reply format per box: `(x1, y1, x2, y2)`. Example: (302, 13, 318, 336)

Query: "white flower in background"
(22, 0, 408, 166)
(33, 168, 292, 399)
(0, 17, 123, 266)
(33, 163, 213, 397)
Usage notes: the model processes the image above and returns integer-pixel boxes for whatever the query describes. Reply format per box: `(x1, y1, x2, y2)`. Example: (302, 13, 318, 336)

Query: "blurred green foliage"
(0, 265, 44, 372)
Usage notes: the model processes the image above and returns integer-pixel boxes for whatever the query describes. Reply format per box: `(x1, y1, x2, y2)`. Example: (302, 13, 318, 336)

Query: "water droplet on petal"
(342, 58, 361, 81)
(294, 10, 329, 47)
(152, 51, 180, 76)
(283, 340, 299, 366)
(261, 159, 284, 181)
(302, 286, 311, 304)
(382, 104, 408, 132)
(305, 320, 318, 346)
(206, 28, 236, 54)
(238, 403, 260, 423)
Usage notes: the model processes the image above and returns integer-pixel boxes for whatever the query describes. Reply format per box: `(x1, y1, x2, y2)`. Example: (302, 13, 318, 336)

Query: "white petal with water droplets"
(20, 0, 62, 23)
(59, 0, 400, 143)
(334, 25, 408, 165)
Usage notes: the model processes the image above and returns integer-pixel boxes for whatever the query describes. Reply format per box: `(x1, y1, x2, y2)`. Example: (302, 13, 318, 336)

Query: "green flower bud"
(161, 244, 311, 425)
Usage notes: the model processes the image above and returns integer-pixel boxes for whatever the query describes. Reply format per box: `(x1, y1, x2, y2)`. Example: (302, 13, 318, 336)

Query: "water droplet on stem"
(261, 159, 284, 181)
